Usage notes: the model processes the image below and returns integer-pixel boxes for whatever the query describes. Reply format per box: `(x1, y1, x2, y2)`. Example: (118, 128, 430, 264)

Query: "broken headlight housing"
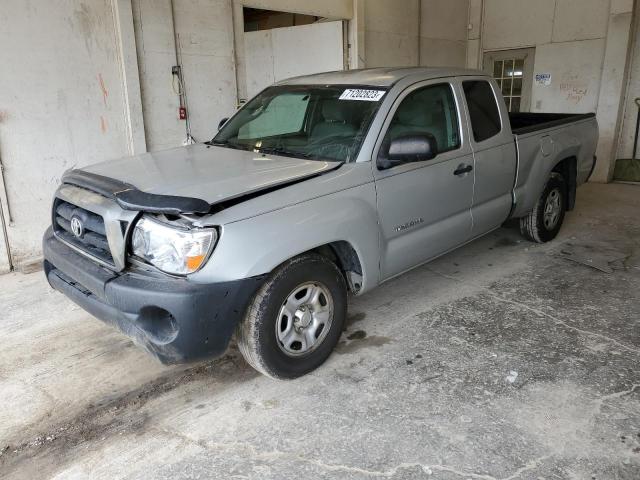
(131, 215, 217, 275)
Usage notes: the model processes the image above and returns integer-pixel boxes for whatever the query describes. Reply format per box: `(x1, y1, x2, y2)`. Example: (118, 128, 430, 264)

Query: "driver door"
(372, 80, 475, 280)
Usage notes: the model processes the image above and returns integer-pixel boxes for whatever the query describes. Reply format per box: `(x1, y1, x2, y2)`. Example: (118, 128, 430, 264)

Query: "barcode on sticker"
(339, 89, 385, 101)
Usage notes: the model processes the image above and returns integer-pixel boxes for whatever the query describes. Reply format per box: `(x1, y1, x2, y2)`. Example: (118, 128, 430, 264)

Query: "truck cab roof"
(276, 67, 489, 88)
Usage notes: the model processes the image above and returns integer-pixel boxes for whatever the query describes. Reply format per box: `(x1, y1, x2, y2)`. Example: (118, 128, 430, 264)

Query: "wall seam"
(550, 0, 558, 43)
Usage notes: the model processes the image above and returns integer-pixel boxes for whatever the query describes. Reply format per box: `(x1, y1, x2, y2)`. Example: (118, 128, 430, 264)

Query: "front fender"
(190, 182, 380, 293)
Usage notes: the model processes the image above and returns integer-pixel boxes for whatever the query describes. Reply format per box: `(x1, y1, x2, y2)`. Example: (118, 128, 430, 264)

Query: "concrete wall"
(592, 0, 635, 181)
(617, 5, 640, 159)
(480, 0, 609, 114)
(362, 0, 469, 68)
(0, 0, 357, 269)
(0, 0, 132, 267)
(473, 0, 635, 182)
(420, 0, 468, 67)
(133, 0, 237, 151)
(363, 0, 420, 67)
(136, 0, 353, 150)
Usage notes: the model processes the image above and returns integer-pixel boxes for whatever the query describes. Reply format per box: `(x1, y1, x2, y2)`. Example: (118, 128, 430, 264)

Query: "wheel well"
(552, 157, 577, 211)
(311, 241, 363, 293)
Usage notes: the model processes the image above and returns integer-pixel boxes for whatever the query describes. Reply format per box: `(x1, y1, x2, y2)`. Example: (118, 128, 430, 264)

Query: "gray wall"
(617, 5, 640, 160)
(0, 0, 353, 270)
(478, 0, 610, 113)
(468, 0, 635, 182)
(420, 0, 468, 67)
(362, 0, 469, 68)
(363, 0, 420, 67)
(133, 0, 237, 151)
(0, 0, 133, 269)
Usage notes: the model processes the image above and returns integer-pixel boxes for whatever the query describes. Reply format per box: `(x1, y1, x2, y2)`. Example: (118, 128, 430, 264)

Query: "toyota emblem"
(70, 216, 84, 238)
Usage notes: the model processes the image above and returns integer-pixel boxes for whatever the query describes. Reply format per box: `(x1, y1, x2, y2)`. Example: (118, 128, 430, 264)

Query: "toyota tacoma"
(43, 67, 598, 379)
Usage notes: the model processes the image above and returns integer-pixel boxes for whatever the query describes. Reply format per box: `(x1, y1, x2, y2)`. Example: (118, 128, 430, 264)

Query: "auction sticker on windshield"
(339, 89, 385, 101)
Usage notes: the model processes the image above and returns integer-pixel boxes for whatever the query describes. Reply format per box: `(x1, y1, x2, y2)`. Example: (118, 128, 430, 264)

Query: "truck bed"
(509, 112, 596, 135)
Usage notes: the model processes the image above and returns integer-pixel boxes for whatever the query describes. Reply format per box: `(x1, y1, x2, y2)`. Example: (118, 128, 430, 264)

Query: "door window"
(381, 83, 460, 162)
(462, 81, 502, 142)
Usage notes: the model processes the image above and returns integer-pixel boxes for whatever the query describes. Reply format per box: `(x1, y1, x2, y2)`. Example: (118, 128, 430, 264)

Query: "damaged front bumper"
(43, 227, 263, 364)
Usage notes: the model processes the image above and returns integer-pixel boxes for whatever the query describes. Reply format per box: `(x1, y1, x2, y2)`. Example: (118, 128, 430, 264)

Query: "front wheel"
(519, 172, 567, 243)
(236, 253, 347, 379)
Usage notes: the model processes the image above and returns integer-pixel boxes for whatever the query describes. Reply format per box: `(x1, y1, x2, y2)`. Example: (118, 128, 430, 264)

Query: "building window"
(492, 58, 524, 112)
(483, 48, 535, 113)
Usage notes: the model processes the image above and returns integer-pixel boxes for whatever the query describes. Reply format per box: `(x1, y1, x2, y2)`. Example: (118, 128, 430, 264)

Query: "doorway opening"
(241, 8, 346, 99)
(243, 8, 321, 32)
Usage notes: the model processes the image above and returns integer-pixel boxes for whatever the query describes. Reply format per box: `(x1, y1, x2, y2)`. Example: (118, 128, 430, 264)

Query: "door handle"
(453, 164, 473, 176)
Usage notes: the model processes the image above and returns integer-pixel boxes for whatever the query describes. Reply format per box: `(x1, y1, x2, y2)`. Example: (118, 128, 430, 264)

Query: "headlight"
(131, 216, 217, 275)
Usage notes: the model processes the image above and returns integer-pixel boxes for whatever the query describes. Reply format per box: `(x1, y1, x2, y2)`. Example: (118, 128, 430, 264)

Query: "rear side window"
(462, 81, 501, 142)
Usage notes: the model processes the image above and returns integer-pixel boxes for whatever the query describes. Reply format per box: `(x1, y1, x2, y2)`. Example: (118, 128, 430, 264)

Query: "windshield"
(212, 85, 387, 162)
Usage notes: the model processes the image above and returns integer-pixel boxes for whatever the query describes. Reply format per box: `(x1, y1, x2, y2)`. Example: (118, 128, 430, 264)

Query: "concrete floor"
(1, 182, 639, 480)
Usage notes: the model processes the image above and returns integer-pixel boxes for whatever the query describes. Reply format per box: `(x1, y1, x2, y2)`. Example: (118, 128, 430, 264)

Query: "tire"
(519, 172, 567, 243)
(236, 253, 347, 379)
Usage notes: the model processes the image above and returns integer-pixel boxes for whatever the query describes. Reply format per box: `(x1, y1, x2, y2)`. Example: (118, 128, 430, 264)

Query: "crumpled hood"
(82, 144, 341, 205)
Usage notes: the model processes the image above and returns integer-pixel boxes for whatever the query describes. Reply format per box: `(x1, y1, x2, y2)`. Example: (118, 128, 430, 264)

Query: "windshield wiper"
(207, 139, 244, 150)
(256, 146, 313, 158)
(209, 142, 318, 160)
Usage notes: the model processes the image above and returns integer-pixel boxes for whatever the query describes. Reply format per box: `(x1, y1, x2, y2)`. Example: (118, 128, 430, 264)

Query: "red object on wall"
(179, 107, 187, 120)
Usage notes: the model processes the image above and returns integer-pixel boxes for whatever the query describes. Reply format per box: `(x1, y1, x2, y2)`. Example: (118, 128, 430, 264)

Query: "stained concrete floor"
(1, 182, 639, 480)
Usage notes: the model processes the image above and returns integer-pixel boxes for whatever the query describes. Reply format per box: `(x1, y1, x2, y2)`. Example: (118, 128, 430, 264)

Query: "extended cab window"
(382, 83, 460, 162)
(462, 80, 501, 142)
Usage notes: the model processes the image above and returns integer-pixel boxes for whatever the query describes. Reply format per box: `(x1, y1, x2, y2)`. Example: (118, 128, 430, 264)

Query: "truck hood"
(81, 143, 342, 206)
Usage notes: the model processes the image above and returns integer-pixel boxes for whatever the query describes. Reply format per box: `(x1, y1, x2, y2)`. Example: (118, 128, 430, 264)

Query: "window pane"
(384, 83, 460, 160)
(511, 97, 521, 112)
(503, 59, 514, 77)
(462, 80, 501, 142)
(514, 59, 524, 77)
(502, 78, 512, 96)
(239, 93, 309, 139)
(512, 78, 522, 96)
(493, 60, 503, 78)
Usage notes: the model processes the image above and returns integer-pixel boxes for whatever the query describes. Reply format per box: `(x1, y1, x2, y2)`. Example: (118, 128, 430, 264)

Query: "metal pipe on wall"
(0, 151, 13, 271)
(169, 0, 195, 143)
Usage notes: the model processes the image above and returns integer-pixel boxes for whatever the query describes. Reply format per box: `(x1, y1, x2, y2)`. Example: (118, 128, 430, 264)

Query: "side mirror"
(218, 117, 229, 131)
(379, 134, 438, 170)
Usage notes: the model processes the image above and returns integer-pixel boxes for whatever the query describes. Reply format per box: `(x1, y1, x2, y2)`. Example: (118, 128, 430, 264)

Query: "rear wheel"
(236, 253, 347, 379)
(520, 172, 566, 243)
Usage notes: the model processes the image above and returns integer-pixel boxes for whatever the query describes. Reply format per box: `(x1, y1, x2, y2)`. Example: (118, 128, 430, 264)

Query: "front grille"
(53, 199, 114, 266)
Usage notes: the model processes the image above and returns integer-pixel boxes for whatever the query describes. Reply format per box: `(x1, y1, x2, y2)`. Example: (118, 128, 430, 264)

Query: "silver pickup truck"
(43, 67, 598, 379)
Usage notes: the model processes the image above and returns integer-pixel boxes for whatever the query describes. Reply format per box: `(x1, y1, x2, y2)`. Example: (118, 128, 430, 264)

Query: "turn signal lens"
(186, 254, 206, 271)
